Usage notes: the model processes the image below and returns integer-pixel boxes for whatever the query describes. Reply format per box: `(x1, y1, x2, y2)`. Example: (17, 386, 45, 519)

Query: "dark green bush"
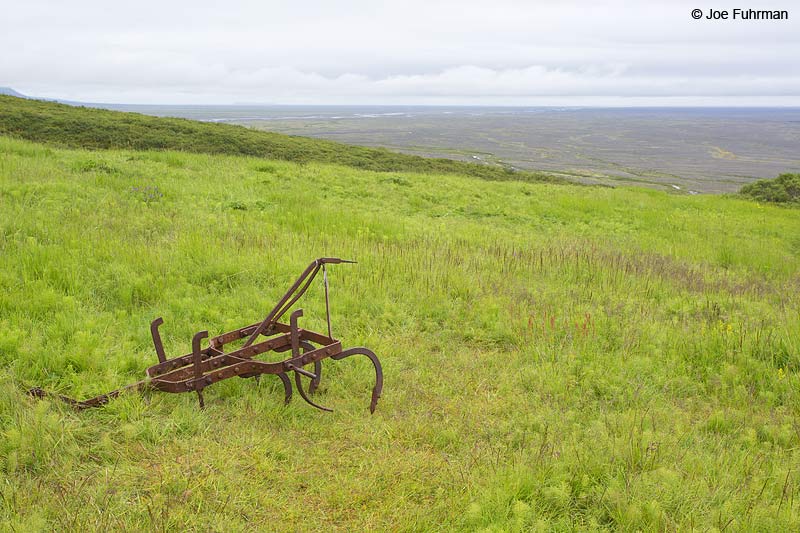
(739, 173, 800, 204)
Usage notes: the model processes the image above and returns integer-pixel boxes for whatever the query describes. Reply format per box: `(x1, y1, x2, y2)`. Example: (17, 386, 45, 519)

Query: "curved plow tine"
(331, 347, 383, 413)
(290, 365, 333, 412)
(309, 360, 322, 394)
(276, 372, 293, 405)
(270, 341, 318, 406)
(299, 340, 322, 394)
(296, 340, 326, 409)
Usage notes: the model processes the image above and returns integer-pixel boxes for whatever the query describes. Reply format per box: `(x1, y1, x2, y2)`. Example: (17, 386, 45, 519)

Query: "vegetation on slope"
(739, 172, 800, 205)
(0, 95, 563, 184)
(1, 136, 799, 530)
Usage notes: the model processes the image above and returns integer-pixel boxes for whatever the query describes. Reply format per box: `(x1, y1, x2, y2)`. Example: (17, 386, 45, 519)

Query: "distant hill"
(0, 95, 565, 184)
(0, 87, 26, 98)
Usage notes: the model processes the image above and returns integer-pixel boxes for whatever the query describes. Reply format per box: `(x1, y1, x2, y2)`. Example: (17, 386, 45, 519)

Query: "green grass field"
(1, 130, 799, 531)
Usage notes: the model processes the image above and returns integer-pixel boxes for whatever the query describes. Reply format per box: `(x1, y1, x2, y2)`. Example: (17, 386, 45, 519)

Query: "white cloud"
(2, 0, 798, 104)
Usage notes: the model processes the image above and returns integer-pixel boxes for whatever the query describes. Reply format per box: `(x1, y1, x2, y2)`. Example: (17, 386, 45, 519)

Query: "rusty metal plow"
(29, 258, 383, 413)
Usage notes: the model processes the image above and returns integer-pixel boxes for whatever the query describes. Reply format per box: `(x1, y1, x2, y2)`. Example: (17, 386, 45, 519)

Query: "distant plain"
(97, 104, 800, 193)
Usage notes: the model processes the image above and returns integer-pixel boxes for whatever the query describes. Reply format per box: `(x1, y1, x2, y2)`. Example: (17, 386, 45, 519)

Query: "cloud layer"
(3, 0, 799, 104)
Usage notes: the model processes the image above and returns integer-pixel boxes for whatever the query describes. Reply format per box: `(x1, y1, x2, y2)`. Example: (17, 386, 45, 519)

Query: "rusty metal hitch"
(29, 258, 383, 413)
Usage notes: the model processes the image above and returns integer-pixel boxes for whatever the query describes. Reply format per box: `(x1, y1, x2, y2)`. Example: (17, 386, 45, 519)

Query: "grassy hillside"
(1, 135, 799, 531)
(0, 95, 563, 184)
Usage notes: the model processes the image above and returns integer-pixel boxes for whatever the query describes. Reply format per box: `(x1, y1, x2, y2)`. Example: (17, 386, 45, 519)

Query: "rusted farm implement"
(29, 258, 383, 413)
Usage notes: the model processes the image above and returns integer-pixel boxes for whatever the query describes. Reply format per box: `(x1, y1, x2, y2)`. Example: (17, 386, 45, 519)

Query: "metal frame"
(29, 258, 383, 413)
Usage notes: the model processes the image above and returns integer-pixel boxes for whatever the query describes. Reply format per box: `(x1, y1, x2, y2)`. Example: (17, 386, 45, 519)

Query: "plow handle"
(242, 257, 354, 348)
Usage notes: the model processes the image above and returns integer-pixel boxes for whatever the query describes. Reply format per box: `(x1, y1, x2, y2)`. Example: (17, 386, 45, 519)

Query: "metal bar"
(290, 309, 303, 359)
(147, 333, 291, 378)
(323, 264, 332, 340)
(192, 331, 208, 408)
(288, 365, 317, 379)
(150, 317, 167, 363)
(28, 380, 149, 409)
(242, 258, 354, 348)
(271, 323, 334, 345)
(242, 260, 321, 348)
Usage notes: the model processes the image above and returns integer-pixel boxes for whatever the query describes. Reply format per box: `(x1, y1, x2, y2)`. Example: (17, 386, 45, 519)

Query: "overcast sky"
(2, 0, 799, 105)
